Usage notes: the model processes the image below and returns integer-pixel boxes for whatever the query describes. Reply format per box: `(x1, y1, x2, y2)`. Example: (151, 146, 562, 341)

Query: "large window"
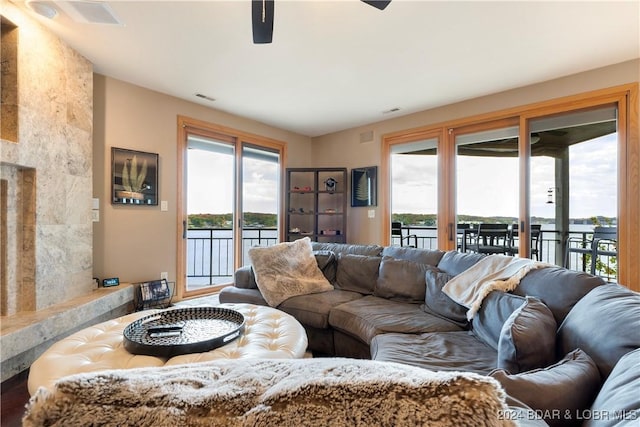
(382, 85, 638, 288)
(177, 117, 285, 298)
(389, 137, 439, 249)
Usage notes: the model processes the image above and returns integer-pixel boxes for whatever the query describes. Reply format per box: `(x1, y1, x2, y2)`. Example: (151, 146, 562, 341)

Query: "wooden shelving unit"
(285, 168, 347, 243)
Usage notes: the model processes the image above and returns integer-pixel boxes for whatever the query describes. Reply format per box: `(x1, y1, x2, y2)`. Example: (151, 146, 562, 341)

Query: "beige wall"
(92, 75, 312, 285)
(312, 59, 640, 245)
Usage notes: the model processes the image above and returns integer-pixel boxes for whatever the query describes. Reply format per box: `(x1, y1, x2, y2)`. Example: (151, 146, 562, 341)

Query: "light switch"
(92, 210, 99, 222)
(161, 200, 168, 211)
(92, 198, 99, 210)
(368, 209, 375, 219)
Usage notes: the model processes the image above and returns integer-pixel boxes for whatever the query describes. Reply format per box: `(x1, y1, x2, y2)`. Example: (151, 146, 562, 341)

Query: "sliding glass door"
(388, 136, 439, 249)
(528, 106, 618, 279)
(454, 124, 520, 256)
(177, 117, 285, 298)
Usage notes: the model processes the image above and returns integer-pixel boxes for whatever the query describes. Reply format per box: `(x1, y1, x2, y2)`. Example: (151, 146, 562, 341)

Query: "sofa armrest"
(234, 265, 258, 289)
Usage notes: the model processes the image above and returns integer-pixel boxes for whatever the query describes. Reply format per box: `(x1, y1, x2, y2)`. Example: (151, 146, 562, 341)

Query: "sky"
(188, 132, 618, 221)
(393, 132, 617, 219)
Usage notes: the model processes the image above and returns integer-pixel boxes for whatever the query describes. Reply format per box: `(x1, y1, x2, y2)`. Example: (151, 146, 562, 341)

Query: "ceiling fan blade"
(361, 0, 391, 10)
(252, 0, 274, 44)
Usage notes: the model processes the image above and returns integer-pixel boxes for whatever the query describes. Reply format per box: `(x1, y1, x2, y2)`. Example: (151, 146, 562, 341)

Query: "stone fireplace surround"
(1, 5, 133, 381)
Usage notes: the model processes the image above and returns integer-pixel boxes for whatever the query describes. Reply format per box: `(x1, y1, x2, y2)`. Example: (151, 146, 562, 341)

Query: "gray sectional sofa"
(220, 242, 640, 427)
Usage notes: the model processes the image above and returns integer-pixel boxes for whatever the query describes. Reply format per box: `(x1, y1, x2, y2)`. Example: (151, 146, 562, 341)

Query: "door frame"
(176, 116, 287, 300)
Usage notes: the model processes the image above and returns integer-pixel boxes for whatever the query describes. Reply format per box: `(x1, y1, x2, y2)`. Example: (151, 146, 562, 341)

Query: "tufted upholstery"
(27, 303, 308, 395)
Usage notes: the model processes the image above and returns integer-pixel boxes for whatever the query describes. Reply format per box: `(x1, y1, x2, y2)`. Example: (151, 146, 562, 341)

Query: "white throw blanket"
(24, 358, 515, 427)
(443, 255, 549, 320)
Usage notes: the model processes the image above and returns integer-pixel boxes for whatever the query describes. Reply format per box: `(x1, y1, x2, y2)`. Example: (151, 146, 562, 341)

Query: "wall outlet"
(160, 272, 168, 281)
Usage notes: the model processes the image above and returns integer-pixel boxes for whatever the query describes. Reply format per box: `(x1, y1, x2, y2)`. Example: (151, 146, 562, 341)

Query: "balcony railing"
(187, 227, 278, 287)
(393, 225, 617, 282)
(188, 225, 617, 288)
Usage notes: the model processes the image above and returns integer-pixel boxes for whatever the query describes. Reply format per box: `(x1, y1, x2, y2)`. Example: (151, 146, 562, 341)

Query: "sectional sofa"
(220, 241, 640, 427)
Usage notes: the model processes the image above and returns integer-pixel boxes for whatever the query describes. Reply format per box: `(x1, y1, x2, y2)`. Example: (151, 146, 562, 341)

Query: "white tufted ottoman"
(27, 303, 308, 395)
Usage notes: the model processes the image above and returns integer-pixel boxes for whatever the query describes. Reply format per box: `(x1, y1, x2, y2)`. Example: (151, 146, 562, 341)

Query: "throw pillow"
(248, 237, 333, 307)
(490, 349, 601, 427)
(335, 253, 381, 294)
(585, 348, 640, 427)
(472, 291, 527, 350)
(422, 269, 468, 326)
(497, 296, 557, 373)
(374, 257, 431, 303)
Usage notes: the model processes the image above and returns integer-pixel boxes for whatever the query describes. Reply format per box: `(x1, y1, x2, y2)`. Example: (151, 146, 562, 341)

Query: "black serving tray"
(123, 306, 245, 357)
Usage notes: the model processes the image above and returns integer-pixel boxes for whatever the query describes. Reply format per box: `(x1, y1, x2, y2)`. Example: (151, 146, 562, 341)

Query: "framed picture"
(111, 147, 158, 205)
(351, 166, 377, 207)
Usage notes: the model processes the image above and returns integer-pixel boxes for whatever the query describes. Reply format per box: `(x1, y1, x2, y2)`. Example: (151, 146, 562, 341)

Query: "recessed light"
(26, 1, 58, 19)
(195, 93, 216, 102)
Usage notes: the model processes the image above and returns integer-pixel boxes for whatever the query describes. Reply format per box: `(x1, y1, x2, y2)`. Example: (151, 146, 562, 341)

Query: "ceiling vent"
(56, 1, 123, 25)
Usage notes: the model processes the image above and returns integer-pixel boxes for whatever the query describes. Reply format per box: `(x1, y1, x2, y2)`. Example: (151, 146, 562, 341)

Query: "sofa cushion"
(329, 295, 463, 345)
(248, 237, 333, 307)
(422, 269, 468, 327)
(335, 254, 381, 294)
(311, 242, 383, 257)
(557, 283, 640, 379)
(278, 289, 363, 329)
(472, 291, 527, 350)
(381, 246, 444, 266)
(436, 250, 486, 276)
(371, 331, 497, 374)
(234, 265, 258, 289)
(511, 266, 605, 324)
(585, 348, 640, 427)
(219, 286, 267, 306)
(497, 296, 557, 374)
(490, 349, 601, 427)
(313, 250, 337, 284)
(374, 257, 431, 303)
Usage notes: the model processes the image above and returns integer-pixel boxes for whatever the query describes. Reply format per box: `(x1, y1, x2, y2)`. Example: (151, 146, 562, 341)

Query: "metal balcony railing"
(188, 225, 618, 287)
(187, 227, 278, 286)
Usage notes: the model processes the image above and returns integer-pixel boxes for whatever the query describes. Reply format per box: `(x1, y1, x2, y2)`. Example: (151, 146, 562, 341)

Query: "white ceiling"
(17, 0, 640, 137)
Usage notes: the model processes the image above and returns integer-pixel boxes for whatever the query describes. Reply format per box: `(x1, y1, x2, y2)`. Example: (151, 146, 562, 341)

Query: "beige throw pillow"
(248, 237, 333, 307)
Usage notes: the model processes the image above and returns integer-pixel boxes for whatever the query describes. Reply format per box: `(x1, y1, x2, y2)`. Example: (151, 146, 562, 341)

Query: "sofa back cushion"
(511, 266, 604, 324)
(490, 349, 601, 427)
(381, 246, 445, 266)
(311, 242, 383, 257)
(557, 283, 640, 379)
(437, 250, 486, 276)
(497, 296, 557, 373)
(585, 348, 640, 427)
(422, 269, 468, 327)
(313, 250, 338, 284)
(374, 257, 430, 303)
(472, 291, 526, 350)
(335, 254, 381, 295)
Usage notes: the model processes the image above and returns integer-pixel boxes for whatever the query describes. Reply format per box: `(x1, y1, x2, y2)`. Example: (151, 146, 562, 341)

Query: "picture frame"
(111, 147, 158, 205)
(351, 166, 377, 207)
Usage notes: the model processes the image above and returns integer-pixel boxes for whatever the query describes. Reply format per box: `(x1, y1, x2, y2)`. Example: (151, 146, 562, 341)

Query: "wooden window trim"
(176, 115, 287, 300)
(381, 83, 639, 290)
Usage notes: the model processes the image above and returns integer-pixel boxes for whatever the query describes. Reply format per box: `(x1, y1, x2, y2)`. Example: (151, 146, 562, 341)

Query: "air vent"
(359, 130, 374, 144)
(57, 1, 123, 25)
(383, 107, 400, 114)
(195, 93, 216, 102)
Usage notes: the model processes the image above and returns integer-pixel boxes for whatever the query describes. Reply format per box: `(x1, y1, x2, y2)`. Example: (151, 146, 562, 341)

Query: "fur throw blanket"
(443, 255, 549, 320)
(24, 358, 514, 427)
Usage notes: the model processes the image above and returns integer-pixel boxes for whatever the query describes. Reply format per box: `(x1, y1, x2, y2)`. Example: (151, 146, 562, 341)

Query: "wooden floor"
(1, 370, 30, 427)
